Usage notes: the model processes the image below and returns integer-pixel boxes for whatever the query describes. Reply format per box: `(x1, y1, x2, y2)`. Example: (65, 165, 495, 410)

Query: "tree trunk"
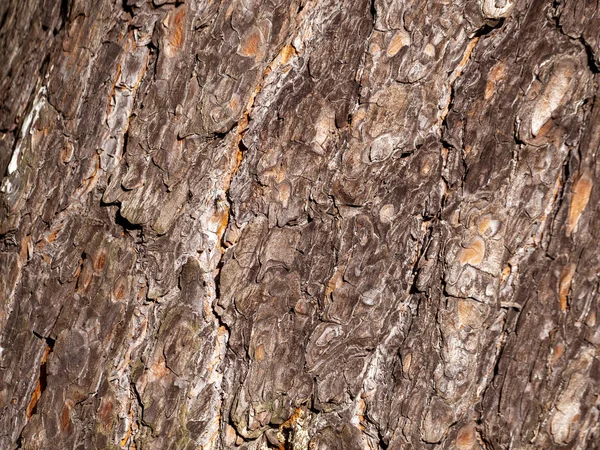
(1, 0, 599, 448)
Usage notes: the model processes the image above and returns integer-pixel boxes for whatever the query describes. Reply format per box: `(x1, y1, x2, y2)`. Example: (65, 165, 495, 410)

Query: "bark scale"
(0, 0, 599, 449)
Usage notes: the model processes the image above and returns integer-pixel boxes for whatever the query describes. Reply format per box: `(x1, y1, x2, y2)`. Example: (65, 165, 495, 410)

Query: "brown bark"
(1, 0, 599, 448)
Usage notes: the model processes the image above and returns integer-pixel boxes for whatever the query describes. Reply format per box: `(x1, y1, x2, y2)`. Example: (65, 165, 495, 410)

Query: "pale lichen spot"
(313, 107, 334, 146)
(0, 179, 13, 194)
(567, 173, 593, 235)
(379, 204, 395, 223)
(7, 87, 46, 175)
(369, 133, 396, 162)
(481, 0, 515, 19)
(423, 43, 436, 58)
(315, 324, 342, 347)
(550, 372, 588, 444)
(402, 352, 412, 373)
(360, 288, 380, 306)
(387, 29, 411, 57)
(531, 61, 574, 137)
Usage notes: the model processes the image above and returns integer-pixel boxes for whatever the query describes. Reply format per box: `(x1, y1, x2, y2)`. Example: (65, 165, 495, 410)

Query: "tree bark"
(1, 0, 599, 448)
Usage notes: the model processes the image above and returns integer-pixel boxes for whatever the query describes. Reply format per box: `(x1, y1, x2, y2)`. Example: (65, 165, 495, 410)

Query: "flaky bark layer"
(1, 0, 599, 448)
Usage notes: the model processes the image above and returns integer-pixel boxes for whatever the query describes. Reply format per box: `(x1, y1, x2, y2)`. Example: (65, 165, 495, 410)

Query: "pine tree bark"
(1, 0, 599, 448)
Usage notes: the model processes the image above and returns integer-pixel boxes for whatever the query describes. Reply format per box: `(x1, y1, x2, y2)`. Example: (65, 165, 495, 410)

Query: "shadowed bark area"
(1, 0, 599, 448)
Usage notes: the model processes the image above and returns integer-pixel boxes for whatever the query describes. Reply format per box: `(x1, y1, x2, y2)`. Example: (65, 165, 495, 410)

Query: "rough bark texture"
(1, 0, 600, 448)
